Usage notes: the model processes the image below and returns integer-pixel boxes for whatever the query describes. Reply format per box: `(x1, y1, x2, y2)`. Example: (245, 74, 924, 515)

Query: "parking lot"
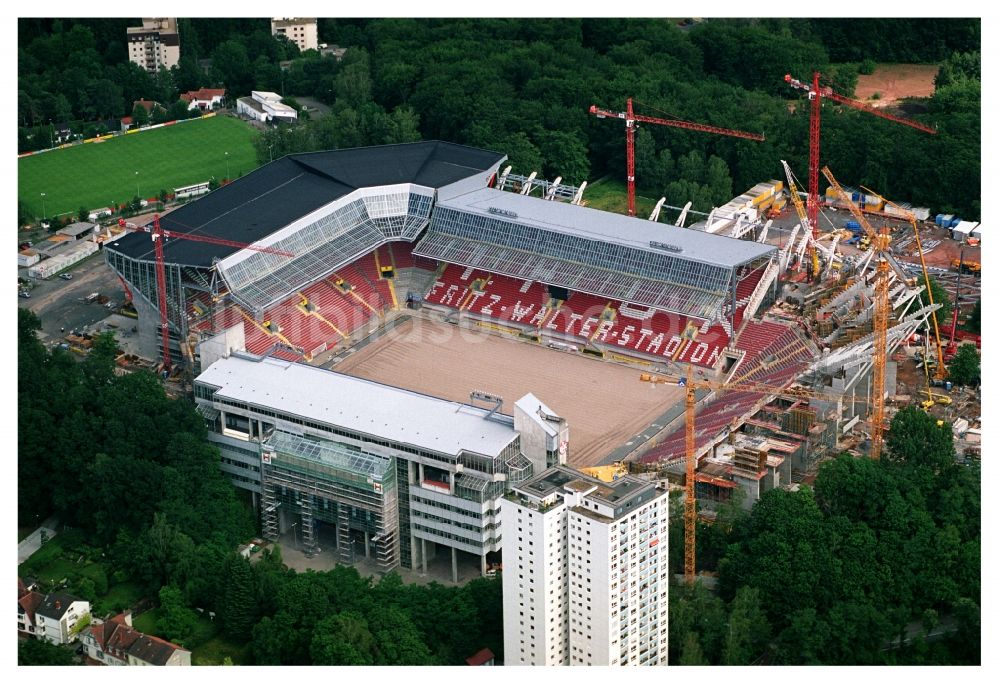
(18, 249, 126, 344)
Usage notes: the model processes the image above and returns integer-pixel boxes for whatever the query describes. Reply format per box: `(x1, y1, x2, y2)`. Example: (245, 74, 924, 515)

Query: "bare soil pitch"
(335, 318, 683, 467)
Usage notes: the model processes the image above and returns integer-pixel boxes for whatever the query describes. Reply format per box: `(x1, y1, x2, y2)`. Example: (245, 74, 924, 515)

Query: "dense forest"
(666, 406, 981, 664)
(18, 309, 502, 665)
(19, 18, 980, 218)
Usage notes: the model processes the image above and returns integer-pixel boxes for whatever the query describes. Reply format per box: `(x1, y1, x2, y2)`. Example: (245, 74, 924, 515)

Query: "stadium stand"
(637, 319, 816, 465)
(424, 265, 742, 369)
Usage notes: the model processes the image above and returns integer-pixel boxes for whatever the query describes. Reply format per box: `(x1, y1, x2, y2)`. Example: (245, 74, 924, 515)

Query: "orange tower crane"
(860, 185, 947, 380)
(117, 215, 295, 373)
(644, 370, 874, 584)
(588, 98, 765, 216)
(821, 167, 894, 461)
(784, 72, 936, 245)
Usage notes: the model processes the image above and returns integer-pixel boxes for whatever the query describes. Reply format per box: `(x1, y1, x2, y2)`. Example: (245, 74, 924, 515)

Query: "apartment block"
(126, 18, 179, 74)
(502, 466, 668, 666)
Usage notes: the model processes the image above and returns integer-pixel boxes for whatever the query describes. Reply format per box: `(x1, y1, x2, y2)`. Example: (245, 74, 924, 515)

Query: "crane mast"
(784, 72, 936, 250)
(821, 167, 892, 459)
(652, 370, 874, 584)
(589, 98, 765, 216)
(118, 215, 294, 373)
(861, 185, 947, 379)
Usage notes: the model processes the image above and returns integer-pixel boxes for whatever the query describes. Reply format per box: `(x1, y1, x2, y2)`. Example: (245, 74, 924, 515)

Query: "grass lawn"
(581, 176, 660, 219)
(92, 581, 145, 618)
(26, 558, 79, 587)
(19, 115, 260, 220)
(134, 610, 238, 662)
(193, 635, 252, 665)
(132, 608, 163, 634)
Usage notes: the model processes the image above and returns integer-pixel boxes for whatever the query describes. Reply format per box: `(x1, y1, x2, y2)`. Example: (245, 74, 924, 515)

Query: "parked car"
(59, 273, 73, 280)
(18, 290, 30, 299)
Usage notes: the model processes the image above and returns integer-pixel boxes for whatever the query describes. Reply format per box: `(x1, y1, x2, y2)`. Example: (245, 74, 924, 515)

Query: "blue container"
(846, 220, 861, 231)
(950, 217, 962, 228)
(945, 381, 953, 391)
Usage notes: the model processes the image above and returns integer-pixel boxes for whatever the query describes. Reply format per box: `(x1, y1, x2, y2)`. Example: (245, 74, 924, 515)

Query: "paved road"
(18, 517, 59, 564)
(18, 250, 122, 343)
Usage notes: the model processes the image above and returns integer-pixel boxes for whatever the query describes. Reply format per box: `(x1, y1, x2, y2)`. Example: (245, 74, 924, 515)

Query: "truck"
(950, 259, 980, 274)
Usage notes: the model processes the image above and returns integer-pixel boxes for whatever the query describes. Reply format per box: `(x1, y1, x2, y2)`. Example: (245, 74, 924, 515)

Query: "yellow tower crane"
(642, 369, 874, 584)
(821, 166, 893, 461)
(859, 185, 947, 381)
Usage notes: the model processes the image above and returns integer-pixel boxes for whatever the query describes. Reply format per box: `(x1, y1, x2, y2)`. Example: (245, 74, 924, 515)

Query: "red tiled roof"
(90, 613, 187, 665)
(17, 577, 27, 599)
(121, 116, 133, 125)
(18, 592, 43, 623)
(465, 648, 495, 666)
(180, 88, 226, 103)
(133, 100, 159, 113)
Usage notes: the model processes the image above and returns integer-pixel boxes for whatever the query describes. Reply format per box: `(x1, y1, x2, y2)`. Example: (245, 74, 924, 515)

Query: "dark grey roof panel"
(106, 141, 504, 269)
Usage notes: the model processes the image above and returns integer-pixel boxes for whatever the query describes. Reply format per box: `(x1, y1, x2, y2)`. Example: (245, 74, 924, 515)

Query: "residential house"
(132, 100, 162, 118)
(17, 582, 91, 645)
(17, 578, 42, 639)
(179, 88, 227, 111)
(80, 611, 191, 666)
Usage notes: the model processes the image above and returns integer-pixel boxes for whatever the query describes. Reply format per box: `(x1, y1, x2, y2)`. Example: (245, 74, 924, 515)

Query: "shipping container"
(26, 241, 97, 279)
(17, 250, 40, 267)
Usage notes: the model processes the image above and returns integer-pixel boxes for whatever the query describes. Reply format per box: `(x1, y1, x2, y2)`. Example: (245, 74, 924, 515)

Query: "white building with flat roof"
(236, 91, 298, 124)
(502, 466, 668, 666)
(194, 353, 564, 581)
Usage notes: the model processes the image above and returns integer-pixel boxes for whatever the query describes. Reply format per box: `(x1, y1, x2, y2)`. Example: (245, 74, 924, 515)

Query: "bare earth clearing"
(335, 318, 683, 467)
(855, 64, 939, 104)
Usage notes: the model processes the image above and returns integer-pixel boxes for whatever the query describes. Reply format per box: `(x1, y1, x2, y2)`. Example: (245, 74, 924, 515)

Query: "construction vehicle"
(951, 259, 980, 274)
(579, 461, 628, 483)
(589, 98, 765, 216)
(858, 235, 871, 251)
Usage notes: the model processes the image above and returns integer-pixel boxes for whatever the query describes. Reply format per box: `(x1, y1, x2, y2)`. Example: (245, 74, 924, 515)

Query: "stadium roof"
(436, 188, 775, 268)
(106, 141, 505, 269)
(196, 354, 520, 458)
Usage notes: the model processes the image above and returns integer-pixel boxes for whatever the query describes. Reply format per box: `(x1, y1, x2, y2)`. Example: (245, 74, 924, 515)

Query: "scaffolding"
(259, 430, 399, 570)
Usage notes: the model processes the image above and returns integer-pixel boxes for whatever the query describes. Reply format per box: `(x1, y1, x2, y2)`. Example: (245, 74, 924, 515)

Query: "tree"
(131, 102, 149, 128)
(916, 276, 951, 324)
(158, 585, 202, 647)
(679, 632, 708, 665)
(884, 406, 955, 472)
(150, 105, 168, 125)
(721, 586, 771, 664)
(18, 638, 77, 665)
(220, 554, 256, 641)
(964, 299, 980, 333)
(78, 206, 89, 223)
(947, 343, 979, 386)
(310, 612, 376, 665)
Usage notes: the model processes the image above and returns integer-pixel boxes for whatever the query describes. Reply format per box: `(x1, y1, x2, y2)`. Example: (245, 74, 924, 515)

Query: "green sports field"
(18, 115, 260, 220)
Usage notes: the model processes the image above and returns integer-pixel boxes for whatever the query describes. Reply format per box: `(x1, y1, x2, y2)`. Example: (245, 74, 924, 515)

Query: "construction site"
(94, 75, 980, 583)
